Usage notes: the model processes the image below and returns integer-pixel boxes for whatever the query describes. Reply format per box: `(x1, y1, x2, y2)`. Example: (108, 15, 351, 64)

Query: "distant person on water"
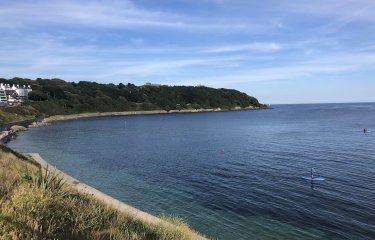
(364, 128, 368, 133)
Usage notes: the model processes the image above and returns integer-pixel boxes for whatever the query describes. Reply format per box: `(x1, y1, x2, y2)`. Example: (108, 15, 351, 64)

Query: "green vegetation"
(0, 105, 39, 126)
(0, 77, 265, 124)
(0, 145, 39, 166)
(0, 145, 200, 240)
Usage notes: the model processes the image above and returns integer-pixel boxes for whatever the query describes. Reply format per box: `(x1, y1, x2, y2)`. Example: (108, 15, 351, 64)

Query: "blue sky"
(1, 0, 375, 104)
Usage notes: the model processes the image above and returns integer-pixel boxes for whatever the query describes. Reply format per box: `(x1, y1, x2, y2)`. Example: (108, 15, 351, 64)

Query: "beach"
(8, 103, 375, 239)
(0, 109, 222, 239)
(42, 106, 260, 123)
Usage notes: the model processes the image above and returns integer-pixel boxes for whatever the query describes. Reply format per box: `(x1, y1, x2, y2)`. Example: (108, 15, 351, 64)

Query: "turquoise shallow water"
(8, 103, 375, 239)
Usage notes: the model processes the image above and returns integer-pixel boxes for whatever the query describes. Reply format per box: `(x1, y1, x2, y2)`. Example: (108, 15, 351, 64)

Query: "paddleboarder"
(302, 168, 324, 182)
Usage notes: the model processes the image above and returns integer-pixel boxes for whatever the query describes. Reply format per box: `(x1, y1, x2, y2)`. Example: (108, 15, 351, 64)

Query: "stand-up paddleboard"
(302, 177, 325, 181)
(303, 168, 325, 181)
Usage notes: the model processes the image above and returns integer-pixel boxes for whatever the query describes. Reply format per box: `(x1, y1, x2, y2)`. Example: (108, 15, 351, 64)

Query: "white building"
(0, 83, 32, 105)
(0, 90, 7, 104)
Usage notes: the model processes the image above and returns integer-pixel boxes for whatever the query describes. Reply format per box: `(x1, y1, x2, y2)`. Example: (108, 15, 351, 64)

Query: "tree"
(28, 90, 48, 101)
(192, 103, 201, 110)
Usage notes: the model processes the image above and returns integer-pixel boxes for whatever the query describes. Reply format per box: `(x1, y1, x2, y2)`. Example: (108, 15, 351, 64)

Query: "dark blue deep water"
(8, 103, 375, 239)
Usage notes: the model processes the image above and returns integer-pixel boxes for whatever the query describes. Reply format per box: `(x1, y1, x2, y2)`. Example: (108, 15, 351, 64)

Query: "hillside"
(0, 77, 266, 124)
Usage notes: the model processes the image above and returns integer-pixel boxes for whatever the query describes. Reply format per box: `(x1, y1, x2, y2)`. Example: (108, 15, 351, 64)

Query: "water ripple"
(8, 103, 375, 240)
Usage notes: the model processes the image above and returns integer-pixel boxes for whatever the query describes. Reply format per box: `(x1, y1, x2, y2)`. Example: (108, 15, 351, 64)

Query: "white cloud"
(0, 0, 255, 31)
(204, 43, 282, 53)
(1, 0, 375, 103)
(2, 29, 375, 85)
(170, 52, 375, 87)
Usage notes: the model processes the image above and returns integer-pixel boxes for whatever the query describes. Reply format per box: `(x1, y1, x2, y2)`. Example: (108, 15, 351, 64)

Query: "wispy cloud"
(1, 0, 375, 103)
(170, 52, 375, 87)
(0, 0, 255, 31)
(1, 29, 375, 84)
(204, 43, 282, 53)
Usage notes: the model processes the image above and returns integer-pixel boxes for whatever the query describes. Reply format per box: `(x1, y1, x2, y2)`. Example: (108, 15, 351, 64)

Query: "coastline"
(27, 153, 207, 240)
(1, 106, 265, 142)
(0, 106, 264, 238)
(42, 106, 263, 124)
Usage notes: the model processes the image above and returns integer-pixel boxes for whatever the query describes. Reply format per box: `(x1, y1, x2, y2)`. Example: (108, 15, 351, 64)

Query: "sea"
(8, 103, 375, 240)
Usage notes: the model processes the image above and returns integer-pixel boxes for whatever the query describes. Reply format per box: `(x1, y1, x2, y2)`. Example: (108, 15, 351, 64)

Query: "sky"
(1, 0, 375, 104)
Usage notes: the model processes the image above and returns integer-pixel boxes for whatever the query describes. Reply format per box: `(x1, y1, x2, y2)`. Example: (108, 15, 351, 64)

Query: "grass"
(0, 106, 39, 126)
(0, 145, 40, 166)
(0, 145, 202, 240)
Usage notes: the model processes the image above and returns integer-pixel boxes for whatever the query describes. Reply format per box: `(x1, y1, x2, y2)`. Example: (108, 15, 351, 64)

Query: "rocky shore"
(0, 125, 27, 144)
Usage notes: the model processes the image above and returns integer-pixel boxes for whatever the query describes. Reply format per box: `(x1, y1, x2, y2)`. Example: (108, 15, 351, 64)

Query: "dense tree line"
(1, 77, 265, 116)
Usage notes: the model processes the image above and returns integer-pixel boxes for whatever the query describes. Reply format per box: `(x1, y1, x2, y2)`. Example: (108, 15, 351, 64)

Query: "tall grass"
(0, 147, 202, 240)
(0, 144, 40, 166)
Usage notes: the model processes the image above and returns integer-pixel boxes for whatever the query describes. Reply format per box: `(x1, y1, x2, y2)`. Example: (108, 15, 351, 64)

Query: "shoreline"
(0, 106, 264, 238)
(1, 106, 265, 142)
(27, 153, 207, 240)
(42, 106, 263, 124)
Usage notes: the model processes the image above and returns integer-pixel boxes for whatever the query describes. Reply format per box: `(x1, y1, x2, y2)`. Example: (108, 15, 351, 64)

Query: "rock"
(28, 121, 49, 128)
(0, 131, 9, 139)
(10, 125, 27, 132)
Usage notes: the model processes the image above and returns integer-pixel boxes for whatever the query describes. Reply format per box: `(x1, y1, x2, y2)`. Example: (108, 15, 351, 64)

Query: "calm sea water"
(8, 103, 375, 239)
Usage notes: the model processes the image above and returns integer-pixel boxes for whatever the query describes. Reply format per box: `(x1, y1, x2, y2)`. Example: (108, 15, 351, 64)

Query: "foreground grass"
(0, 145, 198, 240)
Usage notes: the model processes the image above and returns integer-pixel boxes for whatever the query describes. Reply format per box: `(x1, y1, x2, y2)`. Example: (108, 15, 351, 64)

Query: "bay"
(8, 103, 375, 239)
